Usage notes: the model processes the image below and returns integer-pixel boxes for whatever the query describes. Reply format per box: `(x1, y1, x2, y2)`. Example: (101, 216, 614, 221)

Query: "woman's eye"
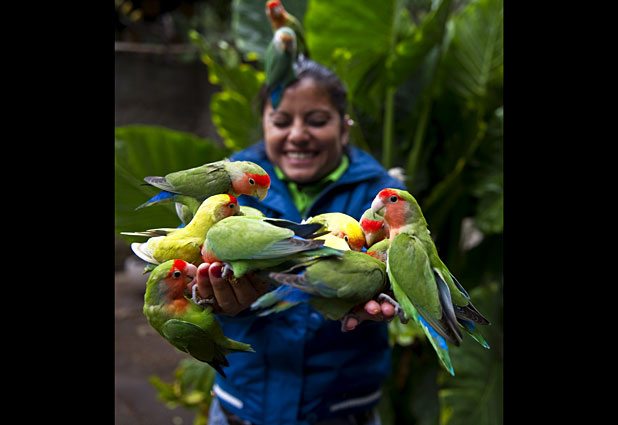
(273, 120, 290, 128)
(308, 120, 327, 127)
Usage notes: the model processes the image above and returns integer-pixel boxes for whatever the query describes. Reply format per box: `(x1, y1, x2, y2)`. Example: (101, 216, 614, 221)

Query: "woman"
(193, 59, 407, 425)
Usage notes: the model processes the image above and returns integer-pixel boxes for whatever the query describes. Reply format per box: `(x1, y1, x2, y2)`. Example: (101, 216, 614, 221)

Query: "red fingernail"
(199, 266, 210, 277)
(210, 264, 222, 278)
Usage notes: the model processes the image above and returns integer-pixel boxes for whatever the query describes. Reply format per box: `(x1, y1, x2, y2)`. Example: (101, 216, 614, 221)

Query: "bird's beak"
(371, 197, 385, 216)
(185, 263, 198, 284)
(255, 188, 268, 201)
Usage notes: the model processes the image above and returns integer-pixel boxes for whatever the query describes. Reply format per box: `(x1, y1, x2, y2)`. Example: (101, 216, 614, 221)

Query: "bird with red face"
(143, 259, 254, 377)
(371, 188, 491, 375)
(265, 0, 308, 58)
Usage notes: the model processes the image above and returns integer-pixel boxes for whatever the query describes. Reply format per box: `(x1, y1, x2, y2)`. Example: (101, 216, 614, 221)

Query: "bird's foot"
(192, 284, 215, 307)
(221, 263, 235, 280)
(341, 313, 361, 333)
(377, 293, 409, 324)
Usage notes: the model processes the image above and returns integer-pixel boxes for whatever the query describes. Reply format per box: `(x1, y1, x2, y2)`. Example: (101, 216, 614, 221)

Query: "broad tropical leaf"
(115, 125, 228, 242)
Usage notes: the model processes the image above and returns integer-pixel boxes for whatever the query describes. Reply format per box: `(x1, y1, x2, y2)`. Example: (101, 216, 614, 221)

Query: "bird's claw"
(341, 313, 360, 333)
(221, 263, 234, 280)
(192, 284, 215, 307)
(377, 293, 409, 324)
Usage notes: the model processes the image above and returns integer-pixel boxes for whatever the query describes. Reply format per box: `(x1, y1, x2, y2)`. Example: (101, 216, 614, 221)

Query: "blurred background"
(114, 1, 503, 424)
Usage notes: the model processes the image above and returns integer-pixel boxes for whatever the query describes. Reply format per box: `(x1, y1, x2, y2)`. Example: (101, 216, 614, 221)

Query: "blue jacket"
(213, 141, 407, 425)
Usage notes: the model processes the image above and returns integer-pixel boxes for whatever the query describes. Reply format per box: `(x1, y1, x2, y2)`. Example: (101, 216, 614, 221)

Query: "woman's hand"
(188, 262, 271, 316)
(341, 298, 397, 331)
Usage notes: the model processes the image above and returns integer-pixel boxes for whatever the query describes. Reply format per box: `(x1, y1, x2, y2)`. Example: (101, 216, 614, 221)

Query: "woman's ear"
(341, 114, 352, 146)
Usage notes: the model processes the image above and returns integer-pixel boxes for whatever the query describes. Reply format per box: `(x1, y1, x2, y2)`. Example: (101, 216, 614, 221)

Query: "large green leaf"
(438, 283, 503, 425)
(189, 29, 265, 151)
(438, 0, 503, 106)
(115, 125, 228, 242)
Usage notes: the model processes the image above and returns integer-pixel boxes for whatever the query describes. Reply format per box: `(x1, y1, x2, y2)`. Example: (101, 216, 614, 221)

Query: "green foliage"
(149, 358, 217, 425)
(438, 283, 503, 425)
(188, 30, 265, 152)
(114, 125, 228, 243)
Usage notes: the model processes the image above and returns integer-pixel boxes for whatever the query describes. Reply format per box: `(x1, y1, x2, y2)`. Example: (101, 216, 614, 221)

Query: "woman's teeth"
(286, 152, 314, 159)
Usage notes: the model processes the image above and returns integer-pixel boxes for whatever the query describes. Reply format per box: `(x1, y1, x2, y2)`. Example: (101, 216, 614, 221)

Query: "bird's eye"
(344, 235, 349, 242)
(229, 203, 237, 209)
(389, 195, 398, 203)
(172, 270, 181, 278)
(249, 178, 255, 185)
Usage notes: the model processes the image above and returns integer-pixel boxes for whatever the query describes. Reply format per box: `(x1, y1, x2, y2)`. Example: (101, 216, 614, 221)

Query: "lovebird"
(124, 194, 241, 266)
(265, 26, 297, 110)
(305, 212, 366, 252)
(251, 250, 390, 331)
(201, 215, 344, 279)
(136, 159, 271, 224)
(265, 0, 308, 59)
(143, 259, 254, 377)
(360, 208, 390, 249)
(371, 188, 491, 373)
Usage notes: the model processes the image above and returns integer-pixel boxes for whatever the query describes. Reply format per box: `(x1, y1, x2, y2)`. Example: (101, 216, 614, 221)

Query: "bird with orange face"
(305, 212, 366, 251)
(143, 259, 254, 377)
(136, 159, 270, 225)
(123, 194, 242, 266)
(265, 0, 308, 59)
(370, 188, 491, 375)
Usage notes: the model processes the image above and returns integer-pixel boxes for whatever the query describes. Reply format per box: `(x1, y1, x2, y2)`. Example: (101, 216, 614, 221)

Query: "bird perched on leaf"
(201, 215, 344, 279)
(136, 159, 270, 224)
(143, 259, 254, 377)
(265, 26, 298, 110)
(305, 212, 366, 252)
(252, 250, 391, 331)
(360, 208, 390, 249)
(123, 194, 241, 266)
(371, 188, 491, 374)
(265, 0, 308, 59)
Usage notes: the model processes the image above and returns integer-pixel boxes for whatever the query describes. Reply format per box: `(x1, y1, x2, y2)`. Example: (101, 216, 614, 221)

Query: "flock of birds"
(120, 1, 490, 377)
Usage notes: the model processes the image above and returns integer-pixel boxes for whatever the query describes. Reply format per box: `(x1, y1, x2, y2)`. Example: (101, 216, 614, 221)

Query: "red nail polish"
(199, 267, 210, 278)
(210, 264, 222, 278)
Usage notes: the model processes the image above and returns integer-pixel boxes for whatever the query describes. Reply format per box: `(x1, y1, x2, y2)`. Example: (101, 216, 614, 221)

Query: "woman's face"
(262, 77, 349, 184)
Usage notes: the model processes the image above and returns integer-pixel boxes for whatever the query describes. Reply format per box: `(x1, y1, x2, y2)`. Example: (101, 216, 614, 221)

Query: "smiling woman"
(261, 59, 350, 184)
(195, 57, 408, 425)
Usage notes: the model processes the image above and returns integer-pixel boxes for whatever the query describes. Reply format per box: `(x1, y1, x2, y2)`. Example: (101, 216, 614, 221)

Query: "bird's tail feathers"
(135, 190, 177, 210)
(458, 319, 490, 349)
(129, 242, 159, 265)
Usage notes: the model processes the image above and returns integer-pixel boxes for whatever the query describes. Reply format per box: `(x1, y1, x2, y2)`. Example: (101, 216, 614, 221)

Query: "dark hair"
(259, 58, 348, 121)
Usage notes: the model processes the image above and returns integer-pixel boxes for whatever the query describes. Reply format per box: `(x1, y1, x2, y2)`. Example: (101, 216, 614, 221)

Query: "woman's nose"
(287, 120, 309, 144)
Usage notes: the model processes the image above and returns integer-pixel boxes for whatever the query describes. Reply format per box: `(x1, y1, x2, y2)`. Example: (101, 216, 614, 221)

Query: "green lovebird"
(201, 215, 344, 279)
(136, 159, 271, 225)
(143, 259, 254, 377)
(265, 26, 297, 110)
(123, 194, 241, 266)
(251, 250, 390, 330)
(305, 212, 366, 252)
(371, 188, 491, 372)
(360, 208, 390, 250)
(266, 0, 308, 59)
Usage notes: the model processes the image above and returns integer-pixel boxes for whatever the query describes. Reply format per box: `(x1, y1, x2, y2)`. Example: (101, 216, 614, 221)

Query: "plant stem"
(382, 86, 396, 169)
